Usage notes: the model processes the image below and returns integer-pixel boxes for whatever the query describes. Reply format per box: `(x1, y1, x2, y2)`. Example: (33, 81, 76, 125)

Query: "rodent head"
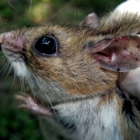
(0, 25, 116, 96)
(1, 22, 140, 102)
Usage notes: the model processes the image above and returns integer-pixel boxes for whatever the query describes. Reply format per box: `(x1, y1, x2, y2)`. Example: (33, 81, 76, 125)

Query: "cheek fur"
(29, 53, 116, 95)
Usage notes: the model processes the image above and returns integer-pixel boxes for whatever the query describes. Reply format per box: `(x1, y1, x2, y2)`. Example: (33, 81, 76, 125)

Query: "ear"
(86, 35, 140, 72)
(80, 13, 99, 28)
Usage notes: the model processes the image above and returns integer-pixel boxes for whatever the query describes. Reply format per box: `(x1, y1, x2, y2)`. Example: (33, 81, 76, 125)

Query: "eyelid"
(32, 35, 60, 57)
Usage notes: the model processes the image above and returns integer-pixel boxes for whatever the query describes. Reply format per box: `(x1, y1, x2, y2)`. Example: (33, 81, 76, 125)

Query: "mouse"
(1, 1, 140, 140)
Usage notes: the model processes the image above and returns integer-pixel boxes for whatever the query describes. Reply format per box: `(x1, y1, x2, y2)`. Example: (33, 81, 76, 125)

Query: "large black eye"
(33, 36, 58, 56)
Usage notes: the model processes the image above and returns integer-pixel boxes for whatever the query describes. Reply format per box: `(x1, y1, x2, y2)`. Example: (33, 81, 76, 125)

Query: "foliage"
(0, 108, 43, 140)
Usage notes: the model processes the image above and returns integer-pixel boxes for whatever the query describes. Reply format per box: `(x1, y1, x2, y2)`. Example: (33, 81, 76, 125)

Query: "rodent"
(1, 1, 140, 140)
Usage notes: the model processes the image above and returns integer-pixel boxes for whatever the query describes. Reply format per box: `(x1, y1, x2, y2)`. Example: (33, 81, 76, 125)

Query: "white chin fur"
(11, 62, 28, 77)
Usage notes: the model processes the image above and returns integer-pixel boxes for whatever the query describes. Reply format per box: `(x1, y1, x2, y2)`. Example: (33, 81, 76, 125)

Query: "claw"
(15, 94, 55, 117)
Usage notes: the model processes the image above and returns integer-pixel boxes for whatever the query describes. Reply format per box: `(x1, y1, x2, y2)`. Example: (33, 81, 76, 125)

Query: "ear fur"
(80, 13, 99, 28)
(86, 35, 140, 72)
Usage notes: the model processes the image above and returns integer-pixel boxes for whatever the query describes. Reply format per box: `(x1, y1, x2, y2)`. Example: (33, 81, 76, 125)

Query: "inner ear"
(86, 35, 140, 72)
(80, 13, 99, 28)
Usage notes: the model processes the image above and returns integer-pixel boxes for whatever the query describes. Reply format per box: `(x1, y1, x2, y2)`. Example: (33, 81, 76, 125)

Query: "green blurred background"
(0, 0, 124, 140)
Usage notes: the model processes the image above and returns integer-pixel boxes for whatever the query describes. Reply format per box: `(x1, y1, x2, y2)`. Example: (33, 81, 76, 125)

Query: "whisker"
(36, 77, 58, 118)
(0, 62, 10, 78)
(0, 55, 6, 60)
(2, 64, 12, 82)
(7, 2, 18, 13)
(28, 0, 74, 27)
(8, 73, 16, 95)
(0, 62, 9, 75)
(20, 77, 26, 93)
(47, 0, 74, 22)
(25, 3, 47, 28)
(0, 71, 15, 109)
(0, 22, 13, 31)
(27, 72, 58, 118)
(29, 0, 33, 13)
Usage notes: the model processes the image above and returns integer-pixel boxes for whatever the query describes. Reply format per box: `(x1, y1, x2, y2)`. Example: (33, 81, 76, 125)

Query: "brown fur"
(1, 11, 140, 139)
(19, 25, 117, 95)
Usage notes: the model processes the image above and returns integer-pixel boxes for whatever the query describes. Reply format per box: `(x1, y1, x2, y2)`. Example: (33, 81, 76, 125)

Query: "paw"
(15, 94, 55, 117)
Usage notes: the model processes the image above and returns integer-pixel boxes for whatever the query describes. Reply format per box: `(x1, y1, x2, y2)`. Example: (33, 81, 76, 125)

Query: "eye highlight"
(33, 35, 59, 57)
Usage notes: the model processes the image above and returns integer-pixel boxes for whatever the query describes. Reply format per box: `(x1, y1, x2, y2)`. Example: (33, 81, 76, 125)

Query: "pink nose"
(0, 32, 26, 53)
